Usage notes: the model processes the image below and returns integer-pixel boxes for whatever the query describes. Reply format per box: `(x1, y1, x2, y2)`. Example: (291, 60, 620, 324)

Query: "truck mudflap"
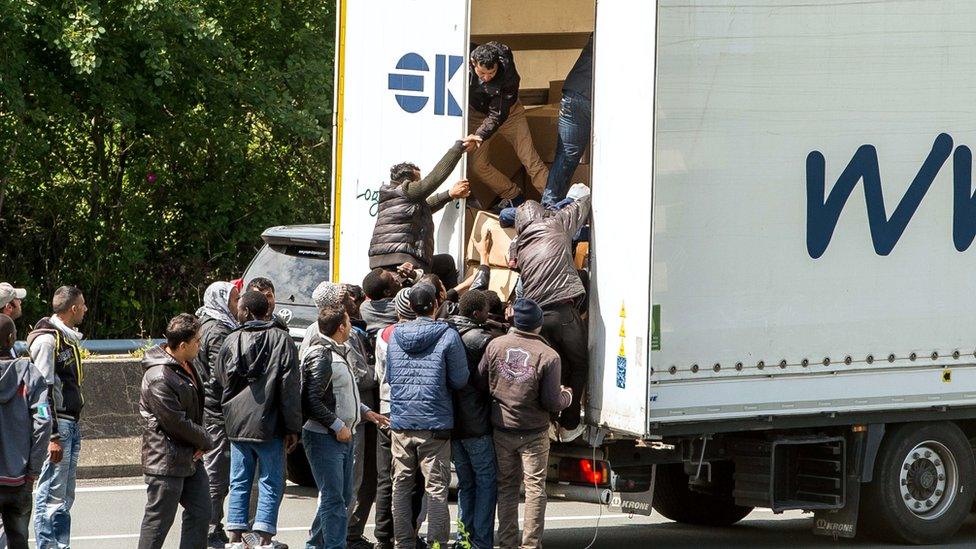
(812, 475, 861, 539)
(607, 465, 656, 517)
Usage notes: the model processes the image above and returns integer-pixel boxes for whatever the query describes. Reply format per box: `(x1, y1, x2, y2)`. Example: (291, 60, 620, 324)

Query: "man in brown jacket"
(478, 298, 571, 549)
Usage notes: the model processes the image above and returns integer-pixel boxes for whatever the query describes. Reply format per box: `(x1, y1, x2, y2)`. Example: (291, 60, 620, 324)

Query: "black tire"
(859, 422, 976, 545)
(285, 442, 316, 487)
(652, 462, 753, 526)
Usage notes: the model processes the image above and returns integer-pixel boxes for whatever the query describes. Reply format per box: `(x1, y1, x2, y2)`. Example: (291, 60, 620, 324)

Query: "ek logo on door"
(388, 52, 463, 116)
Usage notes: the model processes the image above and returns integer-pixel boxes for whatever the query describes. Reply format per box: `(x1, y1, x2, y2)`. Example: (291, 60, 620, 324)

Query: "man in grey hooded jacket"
(511, 186, 591, 436)
(0, 314, 52, 549)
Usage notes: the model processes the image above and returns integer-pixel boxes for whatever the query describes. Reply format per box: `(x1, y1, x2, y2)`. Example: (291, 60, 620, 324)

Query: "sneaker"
(209, 530, 230, 548)
(558, 423, 586, 443)
(491, 195, 525, 213)
(224, 544, 246, 549)
(347, 537, 376, 549)
(242, 532, 289, 549)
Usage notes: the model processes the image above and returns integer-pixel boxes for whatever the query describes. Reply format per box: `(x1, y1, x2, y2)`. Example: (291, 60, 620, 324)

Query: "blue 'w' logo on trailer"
(388, 52, 463, 116)
(806, 133, 976, 258)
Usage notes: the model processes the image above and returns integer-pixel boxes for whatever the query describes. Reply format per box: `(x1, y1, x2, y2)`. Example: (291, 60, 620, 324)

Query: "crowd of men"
(0, 38, 593, 549)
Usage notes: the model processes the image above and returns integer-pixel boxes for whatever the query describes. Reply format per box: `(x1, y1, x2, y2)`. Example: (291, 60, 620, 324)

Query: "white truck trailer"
(330, 0, 976, 543)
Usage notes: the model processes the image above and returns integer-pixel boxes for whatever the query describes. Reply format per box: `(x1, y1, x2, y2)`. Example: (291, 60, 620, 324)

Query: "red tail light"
(558, 458, 610, 486)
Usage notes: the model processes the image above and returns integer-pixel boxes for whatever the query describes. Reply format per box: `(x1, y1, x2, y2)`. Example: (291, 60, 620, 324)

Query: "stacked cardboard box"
(464, 211, 520, 301)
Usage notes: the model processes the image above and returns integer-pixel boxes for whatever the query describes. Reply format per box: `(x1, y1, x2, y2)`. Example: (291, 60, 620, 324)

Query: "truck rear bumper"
(546, 482, 612, 505)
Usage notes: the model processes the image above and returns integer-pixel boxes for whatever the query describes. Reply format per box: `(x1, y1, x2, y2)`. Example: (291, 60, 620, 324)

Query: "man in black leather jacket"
(301, 306, 388, 549)
(137, 314, 214, 549)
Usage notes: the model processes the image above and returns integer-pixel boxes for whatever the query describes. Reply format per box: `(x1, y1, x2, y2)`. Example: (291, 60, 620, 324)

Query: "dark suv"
(242, 224, 330, 487)
(241, 224, 332, 339)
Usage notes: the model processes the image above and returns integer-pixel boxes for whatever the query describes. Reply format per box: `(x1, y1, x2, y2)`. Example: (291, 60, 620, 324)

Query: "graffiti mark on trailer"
(357, 188, 380, 217)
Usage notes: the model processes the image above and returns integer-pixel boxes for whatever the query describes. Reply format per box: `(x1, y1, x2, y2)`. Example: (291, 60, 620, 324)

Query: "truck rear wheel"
(859, 422, 975, 545)
(652, 462, 753, 526)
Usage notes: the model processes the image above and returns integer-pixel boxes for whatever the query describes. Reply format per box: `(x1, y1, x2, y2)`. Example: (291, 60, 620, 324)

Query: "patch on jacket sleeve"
(500, 348, 534, 383)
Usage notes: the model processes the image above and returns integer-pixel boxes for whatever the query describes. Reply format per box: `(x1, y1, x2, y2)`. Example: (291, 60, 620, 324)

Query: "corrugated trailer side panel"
(646, 1, 976, 425)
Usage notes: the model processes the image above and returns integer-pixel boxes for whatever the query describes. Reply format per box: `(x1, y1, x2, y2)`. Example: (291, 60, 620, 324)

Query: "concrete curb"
(78, 463, 144, 480)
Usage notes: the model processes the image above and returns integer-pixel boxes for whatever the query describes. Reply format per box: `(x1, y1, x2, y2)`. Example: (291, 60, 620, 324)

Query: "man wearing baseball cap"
(385, 283, 468, 549)
(0, 283, 26, 321)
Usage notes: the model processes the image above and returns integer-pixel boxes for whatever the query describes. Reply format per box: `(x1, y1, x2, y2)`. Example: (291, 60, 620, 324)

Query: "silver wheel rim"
(898, 440, 958, 520)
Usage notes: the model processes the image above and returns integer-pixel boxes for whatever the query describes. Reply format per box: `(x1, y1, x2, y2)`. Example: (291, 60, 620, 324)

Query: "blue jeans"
(226, 438, 285, 535)
(303, 428, 354, 549)
(34, 418, 82, 549)
(452, 436, 497, 549)
(542, 90, 592, 207)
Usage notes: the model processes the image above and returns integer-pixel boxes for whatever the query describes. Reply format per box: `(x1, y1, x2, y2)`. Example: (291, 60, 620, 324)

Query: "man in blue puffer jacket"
(386, 283, 468, 549)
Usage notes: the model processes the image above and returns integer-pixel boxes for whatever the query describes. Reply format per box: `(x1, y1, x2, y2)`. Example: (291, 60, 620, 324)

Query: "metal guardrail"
(12, 339, 164, 357)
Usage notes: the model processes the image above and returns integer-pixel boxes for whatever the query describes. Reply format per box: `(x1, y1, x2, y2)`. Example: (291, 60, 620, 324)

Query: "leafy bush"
(0, 0, 335, 338)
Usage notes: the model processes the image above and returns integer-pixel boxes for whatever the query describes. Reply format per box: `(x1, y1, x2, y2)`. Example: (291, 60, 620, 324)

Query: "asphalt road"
(23, 477, 976, 548)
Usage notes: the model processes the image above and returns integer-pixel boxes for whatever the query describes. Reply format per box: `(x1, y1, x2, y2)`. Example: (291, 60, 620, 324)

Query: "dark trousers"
(375, 424, 425, 545)
(0, 486, 32, 549)
(348, 419, 378, 540)
(541, 301, 589, 429)
(138, 466, 211, 549)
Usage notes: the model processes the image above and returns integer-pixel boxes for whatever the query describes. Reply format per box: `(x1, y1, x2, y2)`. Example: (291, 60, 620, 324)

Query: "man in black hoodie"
(138, 314, 214, 549)
(446, 291, 496, 549)
(211, 291, 301, 549)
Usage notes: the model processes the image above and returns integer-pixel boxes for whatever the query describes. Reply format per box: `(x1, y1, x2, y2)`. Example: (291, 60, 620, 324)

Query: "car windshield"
(243, 244, 329, 329)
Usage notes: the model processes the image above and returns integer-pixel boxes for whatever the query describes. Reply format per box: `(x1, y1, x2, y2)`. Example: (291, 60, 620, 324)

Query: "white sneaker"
(255, 541, 289, 549)
(225, 543, 246, 549)
(242, 532, 290, 549)
(558, 424, 586, 443)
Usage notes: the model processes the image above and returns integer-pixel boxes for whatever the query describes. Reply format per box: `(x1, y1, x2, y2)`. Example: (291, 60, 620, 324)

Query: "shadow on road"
(542, 515, 976, 548)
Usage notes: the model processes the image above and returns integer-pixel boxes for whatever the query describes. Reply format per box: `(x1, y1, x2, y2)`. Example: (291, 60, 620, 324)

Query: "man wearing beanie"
(478, 298, 572, 549)
(385, 283, 468, 549)
(372, 287, 423, 549)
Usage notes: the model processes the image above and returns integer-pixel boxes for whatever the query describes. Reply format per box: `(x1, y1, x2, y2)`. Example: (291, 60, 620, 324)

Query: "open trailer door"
(332, 0, 470, 283)
(586, 0, 657, 437)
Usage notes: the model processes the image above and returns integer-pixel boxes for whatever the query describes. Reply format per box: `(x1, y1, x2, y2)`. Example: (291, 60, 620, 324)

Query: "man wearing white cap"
(0, 283, 27, 361)
(0, 283, 26, 321)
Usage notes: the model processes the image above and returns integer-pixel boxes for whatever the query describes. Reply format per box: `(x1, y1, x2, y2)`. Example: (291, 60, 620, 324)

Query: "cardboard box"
(465, 210, 517, 268)
(543, 161, 591, 189)
(525, 104, 561, 164)
(465, 262, 519, 302)
(548, 79, 565, 104)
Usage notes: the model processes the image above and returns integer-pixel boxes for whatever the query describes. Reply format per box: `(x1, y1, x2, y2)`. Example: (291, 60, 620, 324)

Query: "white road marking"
(33, 514, 635, 542)
(75, 484, 148, 493)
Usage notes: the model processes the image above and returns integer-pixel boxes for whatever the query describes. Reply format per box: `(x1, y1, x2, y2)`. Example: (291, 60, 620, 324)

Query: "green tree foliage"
(0, 0, 334, 337)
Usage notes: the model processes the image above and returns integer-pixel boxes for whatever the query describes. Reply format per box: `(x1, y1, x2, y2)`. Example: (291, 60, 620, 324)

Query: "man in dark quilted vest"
(27, 285, 87, 549)
(368, 140, 473, 277)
